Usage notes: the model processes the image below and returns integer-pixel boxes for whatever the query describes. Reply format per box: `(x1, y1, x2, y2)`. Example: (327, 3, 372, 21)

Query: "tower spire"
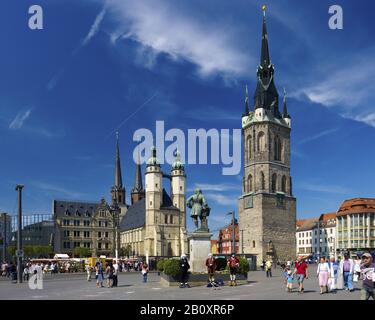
(282, 88, 290, 118)
(111, 131, 126, 205)
(131, 150, 145, 204)
(114, 131, 123, 187)
(132, 151, 143, 192)
(261, 5, 270, 66)
(253, 5, 280, 117)
(243, 84, 249, 116)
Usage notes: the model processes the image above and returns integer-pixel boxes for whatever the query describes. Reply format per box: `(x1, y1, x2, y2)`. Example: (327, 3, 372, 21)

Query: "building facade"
(53, 134, 127, 257)
(119, 147, 188, 258)
(238, 7, 296, 264)
(217, 220, 239, 254)
(336, 198, 375, 256)
(296, 213, 336, 259)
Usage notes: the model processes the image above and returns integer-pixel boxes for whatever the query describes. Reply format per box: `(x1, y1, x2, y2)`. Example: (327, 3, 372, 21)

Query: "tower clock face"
(244, 194, 253, 209)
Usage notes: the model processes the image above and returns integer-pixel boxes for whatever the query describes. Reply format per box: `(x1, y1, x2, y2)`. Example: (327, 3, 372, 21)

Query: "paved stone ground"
(0, 265, 362, 300)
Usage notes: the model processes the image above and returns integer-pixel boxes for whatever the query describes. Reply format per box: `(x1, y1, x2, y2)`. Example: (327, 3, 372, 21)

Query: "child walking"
(286, 268, 294, 292)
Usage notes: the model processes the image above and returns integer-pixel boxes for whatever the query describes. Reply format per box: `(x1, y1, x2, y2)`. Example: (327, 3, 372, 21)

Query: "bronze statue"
(186, 188, 211, 232)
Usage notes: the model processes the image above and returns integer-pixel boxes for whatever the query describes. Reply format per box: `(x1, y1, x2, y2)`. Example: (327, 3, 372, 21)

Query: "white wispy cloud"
(82, 7, 107, 47)
(105, 0, 251, 78)
(298, 182, 351, 195)
(205, 193, 238, 206)
(9, 109, 32, 130)
(294, 47, 375, 128)
(188, 183, 240, 193)
(298, 128, 339, 145)
(32, 182, 88, 200)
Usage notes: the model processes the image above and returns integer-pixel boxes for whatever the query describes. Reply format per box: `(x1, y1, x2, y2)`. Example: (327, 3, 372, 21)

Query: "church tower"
(131, 152, 145, 204)
(111, 132, 126, 206)
(144, 146, 163, 256)
(238, 6, 296, 264)
(171, 149, 186, 229)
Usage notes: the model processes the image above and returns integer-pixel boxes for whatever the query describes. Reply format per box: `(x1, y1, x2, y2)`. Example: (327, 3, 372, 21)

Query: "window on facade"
(246, 135, 252, 163)
(74, 220, 80, 226)
(165, 215, 168, 224)
(274, 135, 282, 161)
(98, 232, 102, 238)
(98, 243, 102, 249)
(260, 171, 265, 190)
(247, 174, 253, 193)
(64, 230, 70, 237)
(63, 220, 69, 226)
(252, 241, 255, 248)
(271, 174, 277, 193)
(170, 215, 173, 224)
(257, 132, 265, 152)
(105, 232, 109, 238)
(281, 175, 286, 193)
(84, 220, 90, 226)
(63, 242, 70, 249)
(74, 231, 80, 237)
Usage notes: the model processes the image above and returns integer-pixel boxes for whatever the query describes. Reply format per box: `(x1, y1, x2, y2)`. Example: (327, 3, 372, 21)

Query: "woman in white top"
(353, 255, 361, 282)
(317, 257, 331, 294)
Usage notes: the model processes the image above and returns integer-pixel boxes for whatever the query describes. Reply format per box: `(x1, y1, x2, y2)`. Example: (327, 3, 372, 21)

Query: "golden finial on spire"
(262, 4, 267, 16)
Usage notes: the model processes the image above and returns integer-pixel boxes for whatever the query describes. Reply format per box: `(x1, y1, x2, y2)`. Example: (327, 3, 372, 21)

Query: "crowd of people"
(277, 252, 375, 300)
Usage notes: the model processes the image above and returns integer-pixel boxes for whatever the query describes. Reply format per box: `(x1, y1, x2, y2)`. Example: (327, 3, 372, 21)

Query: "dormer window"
(75, 210, 81, 216)
(85, 210, 91, 217)
(65, 209, 70, 216)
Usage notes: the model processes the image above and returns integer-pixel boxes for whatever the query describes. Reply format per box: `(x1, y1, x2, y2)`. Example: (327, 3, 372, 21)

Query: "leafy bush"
(238, 257, 250, 275)
(157, 259, 167, 272)
(163, 259, 181, 277)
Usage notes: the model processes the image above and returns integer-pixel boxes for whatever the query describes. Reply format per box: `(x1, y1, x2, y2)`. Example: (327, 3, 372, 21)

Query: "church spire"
(131, 151, 145, 204)
(243, 84, 249, 116)
(282, 88, 290, 118)
(253, 5, 280, 117)
(260, 5, 270, 67)
(114, 131, 123, 188)
(132, 151, 143, 192)
(111, 131, 126, 205)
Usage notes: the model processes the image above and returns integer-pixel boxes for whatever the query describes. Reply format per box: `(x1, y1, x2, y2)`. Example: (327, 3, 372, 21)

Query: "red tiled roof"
(337, 198, 375, 217)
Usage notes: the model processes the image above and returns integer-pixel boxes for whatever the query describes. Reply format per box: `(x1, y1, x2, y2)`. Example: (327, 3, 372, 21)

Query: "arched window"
(260, 171, 265, 190)
(246, 135, 252, 163)
(282, 175, 287, 193)
(247, 174, 253, 193)
(252, 241, 256, 248)
(257, 132, 265, 152)
(271, 173, 277, 193)
(274, 135, 282, 161)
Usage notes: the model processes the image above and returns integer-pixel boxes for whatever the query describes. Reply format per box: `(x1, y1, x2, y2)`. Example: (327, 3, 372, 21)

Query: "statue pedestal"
(188, 231, 212, 273)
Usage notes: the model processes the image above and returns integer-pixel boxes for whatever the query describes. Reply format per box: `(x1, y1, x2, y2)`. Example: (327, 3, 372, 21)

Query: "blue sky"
(1, 0, 375, 234)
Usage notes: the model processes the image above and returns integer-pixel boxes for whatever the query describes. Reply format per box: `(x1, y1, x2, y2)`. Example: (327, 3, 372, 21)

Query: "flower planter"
(160, 272, 248, 287)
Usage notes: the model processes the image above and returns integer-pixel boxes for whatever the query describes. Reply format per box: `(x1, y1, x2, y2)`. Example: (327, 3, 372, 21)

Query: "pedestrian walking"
(106, 263, 114, 288)
(293, 256, 309, 294)
(95, 262, 104, 288)
(286, 268, 294, 293)
(260, 260, 265, 272)
(179, 254, 190, 288)
(359, 252, 375, 300)
(113, 260, 119, 287)
(86, 264, 91, 281)
(339, 252, 354, 292)
(265, 259, 272, 278)
(227, 253, 240, 286)
(328, 256, 338, 293)
(205, 254, 218, 288)
(141, 262, 149, 283)
(23, 265, 29, 282)
(353, 254, 361, 283)
(317, 257, 330, 294)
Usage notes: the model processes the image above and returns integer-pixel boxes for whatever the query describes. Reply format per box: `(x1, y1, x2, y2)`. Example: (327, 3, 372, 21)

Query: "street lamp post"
(226, 211, 236, 254)
(109, 202, 120, 261)
(2, 213, 7, 263)
(16, 184, 24, 284)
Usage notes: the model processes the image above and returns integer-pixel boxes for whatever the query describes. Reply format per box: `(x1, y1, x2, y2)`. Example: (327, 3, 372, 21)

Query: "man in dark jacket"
(179, 254, 190, 288)
(206, 254, 217, 287)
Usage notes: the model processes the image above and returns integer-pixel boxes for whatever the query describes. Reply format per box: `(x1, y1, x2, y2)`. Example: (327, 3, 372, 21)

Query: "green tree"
(119, 245, 132, 258)
(73, 247, 91, 258)
(7, 246, 16, 257)
(163, 259, 181, 278)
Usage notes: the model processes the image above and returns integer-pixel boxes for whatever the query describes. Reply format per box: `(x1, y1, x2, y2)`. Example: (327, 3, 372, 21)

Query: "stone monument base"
(188, 231, 212, 273)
